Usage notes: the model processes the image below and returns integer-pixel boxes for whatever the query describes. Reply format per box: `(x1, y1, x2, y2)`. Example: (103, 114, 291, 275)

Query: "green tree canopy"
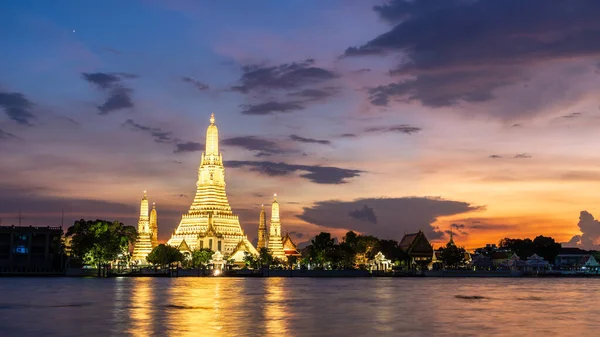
(258, 247, 274, 267)
(192, 248, 214, 269)
(439, 242, 467, 269)
(66, 219, 137, 268)
(146, 244, 184, 268)
(499, 236, 561, 262)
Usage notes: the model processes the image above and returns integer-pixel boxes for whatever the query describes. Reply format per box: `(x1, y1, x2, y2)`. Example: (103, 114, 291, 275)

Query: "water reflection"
(129, 278, 153, 337)
(264, 278, 288, 335)
(3, 278, 600, 336)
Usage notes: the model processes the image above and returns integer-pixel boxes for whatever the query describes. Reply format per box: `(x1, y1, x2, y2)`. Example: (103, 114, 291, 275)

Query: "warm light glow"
(166, 114, 257, 257)
(213, 269, 221, 276)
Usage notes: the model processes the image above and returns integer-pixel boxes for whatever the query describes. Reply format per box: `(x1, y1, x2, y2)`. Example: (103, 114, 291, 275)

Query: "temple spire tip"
(210, 113, 215, 124)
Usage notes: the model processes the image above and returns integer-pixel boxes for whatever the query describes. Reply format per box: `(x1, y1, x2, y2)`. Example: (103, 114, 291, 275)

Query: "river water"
(0, 277, 598, 336)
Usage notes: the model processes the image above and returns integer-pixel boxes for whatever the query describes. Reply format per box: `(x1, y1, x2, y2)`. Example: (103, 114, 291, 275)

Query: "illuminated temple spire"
(167, 113, 255, 257)
(205, 113, 219, 157)
(267, 193, 285, 259)
(257, 204, 267, 250)
(132, 191, 153, 263)
(150, 202, 158, 248)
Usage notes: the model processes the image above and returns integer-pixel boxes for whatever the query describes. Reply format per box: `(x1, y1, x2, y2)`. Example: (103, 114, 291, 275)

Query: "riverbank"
(5, 268, 600, 278)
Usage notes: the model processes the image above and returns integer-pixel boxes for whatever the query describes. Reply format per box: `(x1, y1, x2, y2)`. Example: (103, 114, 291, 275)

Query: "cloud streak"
(225, 160, 362, 184)
(0, 92, 35, 126)
(82, 72, 137, 114)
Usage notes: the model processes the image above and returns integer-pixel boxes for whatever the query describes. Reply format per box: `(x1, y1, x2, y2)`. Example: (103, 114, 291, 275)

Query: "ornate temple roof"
(231, 237, 259, 257)
(282, 232, 301, 257)
(178, 239, 191, 252)
(399, 230, 433, 257)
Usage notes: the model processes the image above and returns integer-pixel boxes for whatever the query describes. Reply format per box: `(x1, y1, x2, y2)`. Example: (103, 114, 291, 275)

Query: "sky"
(3, 0, 600, 250)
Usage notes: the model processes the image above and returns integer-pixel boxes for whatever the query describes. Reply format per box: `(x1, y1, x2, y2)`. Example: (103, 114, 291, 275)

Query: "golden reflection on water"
(265, 278, 289, 335)
(116, 278, 600, 337)
(129, 278, 153, 337)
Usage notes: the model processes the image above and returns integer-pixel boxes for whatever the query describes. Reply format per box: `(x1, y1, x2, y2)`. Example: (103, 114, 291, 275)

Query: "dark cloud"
(488, 153, 532, 159)
(290, 134, 331, 145)
(123, 119, 173, 143)
(297, 197, 481, 240)
(82, 73, 122, 90)
(240, 101, 304, 115)
(349, 205, 378, 224)
(289, 231, 305, 239)
(0, 92, 35, 126)
(225, 160, 362, 184)
(340, 133, 357, 138)
(346, 0, 600, 110)
(565, 211, 600, 250)
(232, 59, 336, 93)
(288, 88, 337, 101)
(182, 76, 209, 91)
(365, 124, 421, 135)
(0, 128, 17, 141)
(0, 183, 137, 227)
(561, 112, 582, 119)
(97, 87, 134, 115)
(222, 136, 293, 157)
(174, 141, 204, 153)
(82, 72, 136, 114)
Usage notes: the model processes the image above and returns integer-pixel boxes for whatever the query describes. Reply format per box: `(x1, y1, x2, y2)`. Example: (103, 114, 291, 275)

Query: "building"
(399, 230, 433, 269)
(282, 233, 301, 260)
(166, 114, 257, 260)
(267, 194, 286, 260)
(131, 191, 158, 264)
(255, 195, 301, 262)
(555, 247, 593, 270)
(257, 204, 267, 250)
(0, 225, 63, 272)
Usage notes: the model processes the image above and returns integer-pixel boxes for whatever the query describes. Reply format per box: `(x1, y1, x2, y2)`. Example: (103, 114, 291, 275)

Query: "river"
(0, 277, 597, 336)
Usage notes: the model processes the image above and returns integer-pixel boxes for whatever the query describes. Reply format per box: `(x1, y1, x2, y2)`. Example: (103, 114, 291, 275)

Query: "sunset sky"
(3, 0, 600, 250)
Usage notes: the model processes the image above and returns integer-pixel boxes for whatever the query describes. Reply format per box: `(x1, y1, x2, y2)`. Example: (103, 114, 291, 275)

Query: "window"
(209, 239, 213, 250)
(200, 241, 204, 249)
(218, 241, 221, 252)
(15, 246, 28, 254)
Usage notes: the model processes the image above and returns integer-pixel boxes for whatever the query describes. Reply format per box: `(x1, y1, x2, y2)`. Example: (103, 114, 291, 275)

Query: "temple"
(166, 114, 257, 260)
(267, 194, 286, 260)
(257, 204, 267, 250)
(282, 233, 301, 259)
(399, 230, 433, 269)
(256, 195, 301, 261)
(132, 191, 158, 263)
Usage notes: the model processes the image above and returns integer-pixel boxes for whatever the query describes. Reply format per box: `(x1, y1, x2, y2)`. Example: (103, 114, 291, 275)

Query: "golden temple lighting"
(167, 114, 257, 259)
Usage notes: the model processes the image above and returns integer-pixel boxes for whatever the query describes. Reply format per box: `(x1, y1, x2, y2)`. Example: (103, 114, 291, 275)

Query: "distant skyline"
(3, 0, 600, 249)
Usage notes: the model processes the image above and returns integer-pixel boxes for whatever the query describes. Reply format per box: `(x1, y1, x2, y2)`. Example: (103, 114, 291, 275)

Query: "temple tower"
(150, 203, 158, 248)
(167, 114, 254, 256)
(257, 204, 267, 250)
(267, 194, 285, 259)
(132, 191, 154, 263)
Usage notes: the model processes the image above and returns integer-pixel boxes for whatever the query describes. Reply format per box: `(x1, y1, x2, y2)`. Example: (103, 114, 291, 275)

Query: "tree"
(287, 256, 298, 270)
(499, 238, 534, 258)
(258, 247, 274, 268)
(192, 248, 214, 270)
(439, 242, 467, 269)
(146, 244, 184, 269)
(243, 252, 259, 269)
(66, 219, 137, 276)
(532, 235, 561, 263)
(500, 236, 561, 262)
